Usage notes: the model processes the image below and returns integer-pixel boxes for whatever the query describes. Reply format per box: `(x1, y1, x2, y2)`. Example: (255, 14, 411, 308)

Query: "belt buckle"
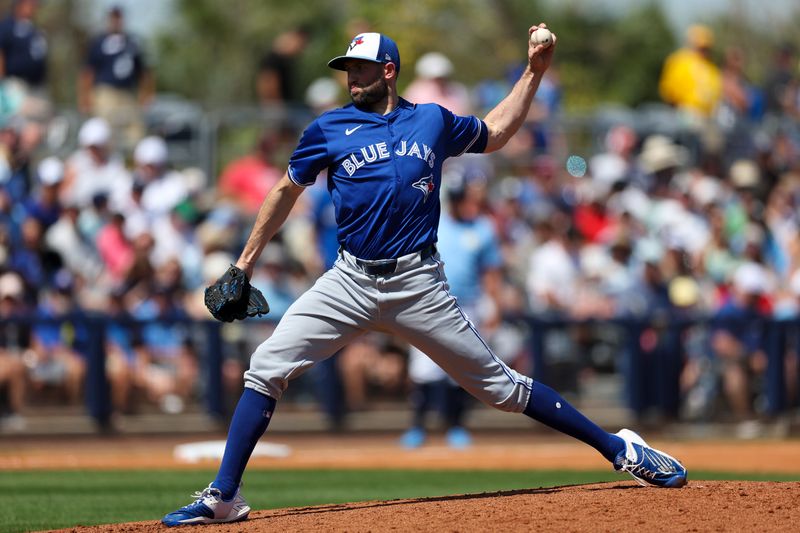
(362, 259, 397, 276)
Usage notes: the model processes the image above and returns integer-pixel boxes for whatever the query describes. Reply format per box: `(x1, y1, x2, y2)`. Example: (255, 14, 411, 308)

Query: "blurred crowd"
(1, 6, 800, 437)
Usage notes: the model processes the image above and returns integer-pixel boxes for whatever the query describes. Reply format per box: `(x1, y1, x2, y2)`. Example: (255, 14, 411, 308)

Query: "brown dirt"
(52, 481, 800, 532)
(5, 432, 798, 532)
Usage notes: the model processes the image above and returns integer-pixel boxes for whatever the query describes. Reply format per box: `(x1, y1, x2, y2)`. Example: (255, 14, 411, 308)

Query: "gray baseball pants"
(244, 247, 533, 413)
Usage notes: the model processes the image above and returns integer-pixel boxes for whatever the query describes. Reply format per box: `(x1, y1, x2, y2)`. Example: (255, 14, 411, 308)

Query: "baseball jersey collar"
(350, 97, 414, 119)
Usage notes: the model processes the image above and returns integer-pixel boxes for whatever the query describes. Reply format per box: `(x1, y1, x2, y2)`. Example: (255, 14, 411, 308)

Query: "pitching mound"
(59, 480, 799, 532)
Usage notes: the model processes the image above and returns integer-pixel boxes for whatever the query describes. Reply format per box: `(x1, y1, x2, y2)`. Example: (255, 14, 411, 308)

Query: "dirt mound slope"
(57, 480, 799, 532)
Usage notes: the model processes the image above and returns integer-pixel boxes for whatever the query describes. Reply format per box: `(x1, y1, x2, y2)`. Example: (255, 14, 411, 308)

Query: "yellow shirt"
(658, 48, 722, 117)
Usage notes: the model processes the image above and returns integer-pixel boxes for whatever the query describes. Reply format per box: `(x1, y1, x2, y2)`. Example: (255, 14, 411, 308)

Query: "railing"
(3, 314, 797, 428)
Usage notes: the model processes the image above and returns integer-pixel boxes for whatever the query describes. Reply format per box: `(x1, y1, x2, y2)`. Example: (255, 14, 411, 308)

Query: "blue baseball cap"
(328, 33, 401, 73)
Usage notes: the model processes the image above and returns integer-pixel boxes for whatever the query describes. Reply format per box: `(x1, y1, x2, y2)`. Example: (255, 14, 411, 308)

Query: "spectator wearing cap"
(0, 270, 29, 430)
(638, 134, 689, 197)
(23, 156, 62, 229)
(404, 52, 471, 115)
(78, 5, 153, 149)
(710, 262, 773, 425)
(132, 135, 189, 217)
(658, 24, 722, 120)
(62, 117, 132, 210)
(722, 159, 765, 254)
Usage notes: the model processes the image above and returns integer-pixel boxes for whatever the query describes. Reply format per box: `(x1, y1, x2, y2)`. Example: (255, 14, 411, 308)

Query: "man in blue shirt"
(78, 5, 153, 148)
(164, 26, 687, 527)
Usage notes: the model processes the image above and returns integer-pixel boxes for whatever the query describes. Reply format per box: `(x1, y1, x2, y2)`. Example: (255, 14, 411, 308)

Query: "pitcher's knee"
(475, 382, 531, 414)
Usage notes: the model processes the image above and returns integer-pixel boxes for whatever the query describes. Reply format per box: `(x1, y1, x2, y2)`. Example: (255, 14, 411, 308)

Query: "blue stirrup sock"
(212, 387, 277, 500)
(524, 381, 624, 463)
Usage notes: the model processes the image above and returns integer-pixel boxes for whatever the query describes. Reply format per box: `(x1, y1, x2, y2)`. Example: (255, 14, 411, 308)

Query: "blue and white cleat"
(162, 484, 250, 527)
(613, 428, 688, 488)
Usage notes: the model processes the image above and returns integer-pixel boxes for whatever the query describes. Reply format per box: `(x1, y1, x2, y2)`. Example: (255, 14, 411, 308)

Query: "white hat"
(37, 156, 64, 186)
(415, 52, 453, 79)
(0, 271, 24, 300)
(134, 136, 168, 166)
(639, 135, 688, 174)
(78, 117, 112, 147)
(733, 262, 768, 295)
(729, 159, 760, 188)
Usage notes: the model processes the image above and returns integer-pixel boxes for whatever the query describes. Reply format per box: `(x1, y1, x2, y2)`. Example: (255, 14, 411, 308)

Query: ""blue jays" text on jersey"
(288, 98, 488, 260)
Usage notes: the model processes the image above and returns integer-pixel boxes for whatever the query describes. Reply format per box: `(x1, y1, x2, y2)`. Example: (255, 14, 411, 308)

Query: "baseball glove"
(204, 265, 270, 322)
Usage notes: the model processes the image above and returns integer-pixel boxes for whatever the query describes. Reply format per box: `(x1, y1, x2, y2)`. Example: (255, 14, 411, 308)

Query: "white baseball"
(530, 28, 552, 48)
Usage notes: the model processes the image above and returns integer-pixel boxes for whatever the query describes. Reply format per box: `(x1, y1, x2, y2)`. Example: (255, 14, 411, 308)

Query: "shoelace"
(620, 447, 680, 486)
(188, 486, 222, 505)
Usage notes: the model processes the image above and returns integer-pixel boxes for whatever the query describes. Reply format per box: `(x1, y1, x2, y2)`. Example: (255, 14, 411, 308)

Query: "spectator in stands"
(256, 27, 310, 107)
(526, 212, 581, 316)
(28, 270, 87, 405)
(8, 215, 53, 290)
(404, 52, 471, 115)
(62, 117, 132, 211)
(24, 156, 62, 230)
(132, 135, 189, 217)
(400, 173, 504, 449)
(710, 262, 772, 428)
(0, 120, 33, 206)
(95, 212, 134, 285)
(131, 271, 198, 415)
(103, 287, 147, 414)
(762, 42, 799, 119)
(0, 0, 49, 124)
(658, 24, 722, 120)
(78, 5, 153, 149)
(589, 125, 639, 191)
(0, 270, 28, 431)
(217, 130, 283, 216)
(44, 204, 103, 284)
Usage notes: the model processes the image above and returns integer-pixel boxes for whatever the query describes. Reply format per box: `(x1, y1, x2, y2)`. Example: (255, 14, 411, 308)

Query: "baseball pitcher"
(163, 24, 687, 527)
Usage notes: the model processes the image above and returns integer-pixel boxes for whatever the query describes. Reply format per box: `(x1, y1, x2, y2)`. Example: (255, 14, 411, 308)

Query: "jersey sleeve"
(287, 120, 329, 187)
(441, 106, 488, 157)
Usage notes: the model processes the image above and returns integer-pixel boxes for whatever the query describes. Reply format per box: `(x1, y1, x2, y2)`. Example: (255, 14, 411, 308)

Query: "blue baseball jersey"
(288, 98, 488, 260)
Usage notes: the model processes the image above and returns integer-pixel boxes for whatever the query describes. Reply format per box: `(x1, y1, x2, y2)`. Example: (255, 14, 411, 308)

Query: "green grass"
(1, 469, 798, 532)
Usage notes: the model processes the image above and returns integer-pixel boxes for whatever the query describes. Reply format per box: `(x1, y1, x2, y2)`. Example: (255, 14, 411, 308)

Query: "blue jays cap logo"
(412, 175, 435, 203)
(348, 35, 365, 52)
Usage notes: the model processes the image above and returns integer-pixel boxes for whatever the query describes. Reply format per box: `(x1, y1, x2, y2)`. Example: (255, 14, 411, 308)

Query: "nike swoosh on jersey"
(345, 125, 363, 136)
